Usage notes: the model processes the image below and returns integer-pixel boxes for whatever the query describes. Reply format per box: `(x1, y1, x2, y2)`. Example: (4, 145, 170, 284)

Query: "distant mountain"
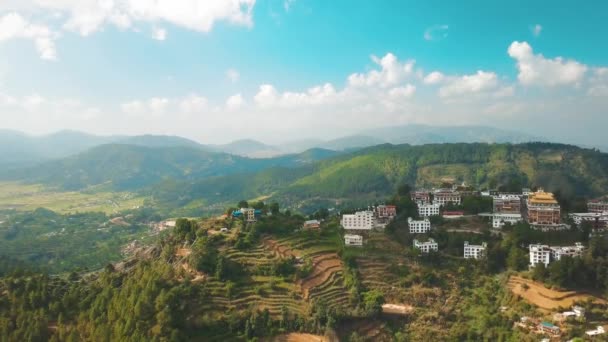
(0, 130, 207, 167)
(209, 139, 282, 158)
(2, 144, 339, 190)
(117, 135, 204, 149)
(318, 135, 386, 151)
(361, 124, 540, 145)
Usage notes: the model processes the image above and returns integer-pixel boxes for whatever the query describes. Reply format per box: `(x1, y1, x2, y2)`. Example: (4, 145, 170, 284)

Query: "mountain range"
(0, 124, 544, 167)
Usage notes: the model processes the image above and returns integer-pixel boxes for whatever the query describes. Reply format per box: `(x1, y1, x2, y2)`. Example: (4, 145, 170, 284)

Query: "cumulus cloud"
(438, 71, 499, 97)
(0, 12, 58, 60)
(508, 41, 588, 86)
(423, 71, 444, 85)
(226, 93, 244, 110)
(0, 0, 256, 37)
(347, 53, 415, 88)
(424, 24, 449, 41)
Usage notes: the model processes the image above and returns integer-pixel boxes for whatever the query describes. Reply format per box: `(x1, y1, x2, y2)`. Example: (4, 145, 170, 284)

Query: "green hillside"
(3, 145, 339, 191)
(158, 142, 608, 214)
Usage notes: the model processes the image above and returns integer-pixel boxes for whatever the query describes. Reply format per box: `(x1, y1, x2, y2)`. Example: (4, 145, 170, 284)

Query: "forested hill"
(1, 144, 340, 191)
(148, 142, 608, 214)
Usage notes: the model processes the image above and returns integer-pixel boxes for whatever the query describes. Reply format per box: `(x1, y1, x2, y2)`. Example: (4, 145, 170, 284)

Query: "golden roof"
(529, 190, 558, 204)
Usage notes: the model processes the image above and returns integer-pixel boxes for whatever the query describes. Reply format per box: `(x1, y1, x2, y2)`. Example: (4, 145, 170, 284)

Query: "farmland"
(0, 181, 145, 214)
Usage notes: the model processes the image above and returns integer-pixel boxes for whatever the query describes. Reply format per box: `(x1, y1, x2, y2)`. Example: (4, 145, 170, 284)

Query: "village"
(333, 183, 608, 340)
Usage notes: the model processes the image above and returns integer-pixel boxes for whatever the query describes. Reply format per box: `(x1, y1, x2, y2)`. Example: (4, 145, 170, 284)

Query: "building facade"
(411, 191, 431, 205)
(527, 189, 561, 225)
(569, 212, 608, 230)
(492, 213, 523, 228)
(418, 203, 440, 217)
(344, 234, 363, 246)
(433, 190, 462, 206)
(341, 211, 375, 230)
(408, 217, 431, 234)
(529, 244, 552, 267)
(413, 238, 438, 253)
(303, 220, 321, 230)
(529, 243, 585, 267)
(492, 194, 522, 214)
(376, 205, 397, 219)
(588, 198, 608, 213)
(464, 241, 487, 259)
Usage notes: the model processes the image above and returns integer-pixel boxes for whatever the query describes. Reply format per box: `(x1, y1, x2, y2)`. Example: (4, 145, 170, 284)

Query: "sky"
(0, 0, 607, 145)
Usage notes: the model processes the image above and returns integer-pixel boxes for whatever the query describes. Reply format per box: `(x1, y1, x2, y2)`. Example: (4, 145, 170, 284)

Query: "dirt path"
(269, 333, 331, 342)
(382, 303, 414, 315)
(508, 276, 606, 310)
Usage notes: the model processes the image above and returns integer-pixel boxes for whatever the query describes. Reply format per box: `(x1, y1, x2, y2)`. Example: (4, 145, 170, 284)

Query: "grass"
(0, 181, 146, 214)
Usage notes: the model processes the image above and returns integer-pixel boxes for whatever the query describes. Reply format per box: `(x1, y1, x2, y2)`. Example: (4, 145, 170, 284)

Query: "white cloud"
(423, 71, 444, 85)
(424, 24, 448, 41)
(531, 24, 542, 37)
(0, 12, 58, 60)
(178, 94, 207, 113)
(388, 85, 416, 98)
(226, 93, 244, 110)
(226, 68, 240, 83)
(508, 41, 588, 87)
(254, 84, 279, 106)
(588, 67, 608, 96)
(152, 27, 166, 41)
(1, 0, 256, 37)
(347, 53, 415, 88)
(438, 71, 499, 97)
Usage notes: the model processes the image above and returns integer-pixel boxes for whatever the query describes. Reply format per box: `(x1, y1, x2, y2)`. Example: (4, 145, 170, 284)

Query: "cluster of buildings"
(568, 197, 608, 231)
(411, 188, 462, 218)
(488, 188, 569, 231)
(341, 205, 397, 246)
(528, 243, 585, 267)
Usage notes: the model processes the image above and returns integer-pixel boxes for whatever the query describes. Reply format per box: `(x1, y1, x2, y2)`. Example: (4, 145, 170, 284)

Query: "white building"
(529, 243, 585, 267)
(492, 213, 523, 228)
(418, 203, 440, 217)
(344, 234, 363, 246)
(413, 238, 438, 253)
(586, 326, 605, 336)
(551, 243, 585, 261)
(341, 211, 375, 230)
(529, 244, 552, 267)
(464, 241, 487, 259)
(569, 212, 608, 228)
(240, 208, 257, 222)
(433, 190, 461, 206)
(408, 217, 431, 234)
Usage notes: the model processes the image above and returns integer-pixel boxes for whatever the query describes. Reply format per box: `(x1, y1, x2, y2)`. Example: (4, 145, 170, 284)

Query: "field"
(0, 182, 145, 214)
(508, 276, 607, 311)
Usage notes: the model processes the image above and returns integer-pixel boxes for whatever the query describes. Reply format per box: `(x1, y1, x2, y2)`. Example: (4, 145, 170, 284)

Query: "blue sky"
(0, 0, 607, 145)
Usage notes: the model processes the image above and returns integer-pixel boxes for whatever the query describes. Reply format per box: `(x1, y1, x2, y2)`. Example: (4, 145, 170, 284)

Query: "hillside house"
(433, 189, 461, 206)
(588, 197, 608, 213)
(413, 238, 438, 253)
(586, 326, 605, 336)
(344, 234, 363, 246)
(538, 322, 560, 336)
(418, 203, 440, 217)
(442, 211, 464, 219)
(341, 211, 375, 230)
(303, 219, 321, 230)
(463, 241, 487, 259)
(569, 212, 608, 230)
(551, 243, 585, 261)
(411, 191, 431, 205)
(408, 217, 431, 234)
(493, 194, 522, 214)
(492, 213, 523, 228)
(529, 244, 552, 267)
(375, 205, 397, 219)
(232, 208, 262, 222)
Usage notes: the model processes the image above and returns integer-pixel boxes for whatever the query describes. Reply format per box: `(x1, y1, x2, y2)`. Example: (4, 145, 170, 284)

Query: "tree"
(237, 200, 249, 208)
(269, 202, 280, 215)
